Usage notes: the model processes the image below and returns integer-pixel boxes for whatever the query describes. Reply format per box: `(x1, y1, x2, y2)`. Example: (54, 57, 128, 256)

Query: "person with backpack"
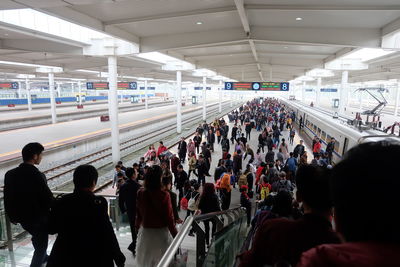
(260, 175, 272, 201)
(184, 180, 200, 236)
(272, 171, 293, 193)
(4, 143, 54, 267)
(293, 140, 305, 159)
(214, 159, 227, 183)
(238, 171, 248, 188)
(198, 183, 221, 246)
(221, 135, 230, 152)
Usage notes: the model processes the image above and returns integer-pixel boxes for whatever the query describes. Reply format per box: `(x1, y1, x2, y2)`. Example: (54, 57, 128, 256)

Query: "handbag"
(188, 192, 200, 211)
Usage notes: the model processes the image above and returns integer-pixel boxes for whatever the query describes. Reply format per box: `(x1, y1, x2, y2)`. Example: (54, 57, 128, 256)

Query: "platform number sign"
(11, 82, 19, 89)
(86, 82, 94, 90)
(225, 82, 233, 90)
(129, 82, 137, 90)
(252, 82, 261, 90)
(280, 82, 289, 91)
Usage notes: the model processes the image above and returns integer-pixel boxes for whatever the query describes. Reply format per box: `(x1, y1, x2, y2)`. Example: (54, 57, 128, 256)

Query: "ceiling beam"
(141, 26, 381, 53)
(382, 16, 400, 36)
(0, 39, 83, 54)
(103, 6, 237, 25)
(245, 4, 400, 11)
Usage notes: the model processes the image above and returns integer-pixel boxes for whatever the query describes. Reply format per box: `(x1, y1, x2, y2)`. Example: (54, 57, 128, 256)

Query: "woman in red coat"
(135, 165, 177, 267)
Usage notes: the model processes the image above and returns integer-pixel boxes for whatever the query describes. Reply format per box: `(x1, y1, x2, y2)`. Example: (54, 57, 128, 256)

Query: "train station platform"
(0, 109, 312, 267)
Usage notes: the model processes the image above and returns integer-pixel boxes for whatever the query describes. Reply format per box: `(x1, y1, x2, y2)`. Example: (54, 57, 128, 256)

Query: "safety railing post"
(5, 214, 13, 251)
(193, 221, 206, 267)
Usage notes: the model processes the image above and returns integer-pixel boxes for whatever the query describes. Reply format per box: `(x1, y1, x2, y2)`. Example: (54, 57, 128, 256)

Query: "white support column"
(395, 81, 400, 116)
(78, 81, 82, 106)
(48, 72, 57, 124)
(26, 79, 32, 111)
(17, 82, 22, 99)
(302, 81, 306, 103)
(339, 71, 349, 115)
(316, 77, 321, 107)
(202, 76, 207, 121)
(144, 80, 148, 109)
(219, 80, 223, 113)
(176, 71, 182, 133)
(108, 55, 121, 164)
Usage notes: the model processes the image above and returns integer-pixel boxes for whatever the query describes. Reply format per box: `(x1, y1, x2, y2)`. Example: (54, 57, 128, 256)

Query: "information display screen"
(225, 82, 289, 91)
(87, 82, 137, 90)
(118, 82, 137, 90)
(0, 82, 19, 90)
(320, 88, 337, 92)
(139, 87, 156, 90)
(194, 87, 211, 90)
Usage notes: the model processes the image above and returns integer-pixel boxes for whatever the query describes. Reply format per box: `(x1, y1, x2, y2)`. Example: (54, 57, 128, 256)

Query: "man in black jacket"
(47, 165, 125, 267)
(174, 164, 188, 207)
(177, 137, 187, 163)
(118, 167, 141, 255)
(193, 132, 202, 154)
(4, 142, 54, 267)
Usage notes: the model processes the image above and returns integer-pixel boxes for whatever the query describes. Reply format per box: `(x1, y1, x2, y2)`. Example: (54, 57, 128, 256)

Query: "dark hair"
(162, 176, 172, 187)
(272, 190, 293, 217)
(177, 164, 183, 169)
(115, 165, 121, 169)
(144, 165, 163, 191)
(331, 141, 400, 243)
(201, 183, 215, 199)
(227, 154, 231, 159)
(73, 165, 98, 189)
(125, 167, 135, 179)
(118, 161, 123, 165)
(296, 165, 332, 212)
(132, 163, 139, 168)
(237, 149, 241, 154)
(117, 172, 124, 177)
(159, 141, 164, 145)
(22, 142, 44, 162)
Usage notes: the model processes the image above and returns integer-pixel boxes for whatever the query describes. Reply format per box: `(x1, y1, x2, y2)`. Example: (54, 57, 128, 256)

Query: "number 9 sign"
(225, 82, 233, 90)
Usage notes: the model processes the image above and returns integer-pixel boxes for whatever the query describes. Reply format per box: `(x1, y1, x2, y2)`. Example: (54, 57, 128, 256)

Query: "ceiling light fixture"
(196, 21, 203, 25)
(296, 17, 303, 21)
(284, 46, 288, 49)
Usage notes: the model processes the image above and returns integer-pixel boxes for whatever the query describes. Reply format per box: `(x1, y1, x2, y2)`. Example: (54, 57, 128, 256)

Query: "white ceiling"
(1, 0, 400, 84)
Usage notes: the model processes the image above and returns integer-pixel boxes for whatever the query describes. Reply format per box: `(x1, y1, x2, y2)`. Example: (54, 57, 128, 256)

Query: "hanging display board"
(0, 82, 19, 89)
(224, 82, 289, 91)
(86, 82, 137, 90)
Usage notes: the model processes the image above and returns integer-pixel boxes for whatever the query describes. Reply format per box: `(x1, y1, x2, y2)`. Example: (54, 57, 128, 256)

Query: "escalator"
(158, 207, 249, 267)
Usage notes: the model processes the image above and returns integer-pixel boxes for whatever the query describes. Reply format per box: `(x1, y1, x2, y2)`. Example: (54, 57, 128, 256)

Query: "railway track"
(41, 102, 241, 191)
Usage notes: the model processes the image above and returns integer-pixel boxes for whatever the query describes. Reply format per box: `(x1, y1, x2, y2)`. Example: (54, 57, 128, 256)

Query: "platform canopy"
(1, 0, 400, 85)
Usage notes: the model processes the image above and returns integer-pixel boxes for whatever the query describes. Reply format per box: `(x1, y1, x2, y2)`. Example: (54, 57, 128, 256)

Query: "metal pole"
(316, 77, 321, 107)
(177, 70, 182, 133)
(108, 55, 121, 164)
(339, 70, 348, 115)
(219, 80, 222, 113)
(202, 76, 207, 121)
(78, 81, 82, 106)
(48, 72, 57, 124)
(394, 81, 400, 116)
(145, 80, 148, 109)
(26, 78, 32, 111)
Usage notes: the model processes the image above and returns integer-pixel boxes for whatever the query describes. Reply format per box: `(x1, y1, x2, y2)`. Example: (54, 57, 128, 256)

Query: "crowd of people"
(3, 97, 400, 267)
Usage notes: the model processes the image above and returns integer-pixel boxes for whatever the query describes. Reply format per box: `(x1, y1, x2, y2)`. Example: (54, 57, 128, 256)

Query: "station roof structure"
(1, 0, 400, 84)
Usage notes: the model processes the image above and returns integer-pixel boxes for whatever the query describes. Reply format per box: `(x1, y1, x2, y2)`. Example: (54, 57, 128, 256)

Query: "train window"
(321, 131, 326, 141)
(313, 125, 317, 132)
(334, 140, 340, 153)
(317, 128, 321, 137)
(327, 134, 331, 141)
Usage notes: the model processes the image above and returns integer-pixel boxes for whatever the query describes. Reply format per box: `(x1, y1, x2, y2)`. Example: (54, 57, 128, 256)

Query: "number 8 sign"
(280, 82, 289, 91)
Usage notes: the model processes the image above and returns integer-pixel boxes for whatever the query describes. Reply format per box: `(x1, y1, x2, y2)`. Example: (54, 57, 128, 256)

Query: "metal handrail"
(157, 206, 246, 267)
(157, 216, 194, 267)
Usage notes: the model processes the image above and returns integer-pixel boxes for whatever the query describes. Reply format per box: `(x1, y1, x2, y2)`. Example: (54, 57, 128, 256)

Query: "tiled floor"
(1, 114, 311, 267)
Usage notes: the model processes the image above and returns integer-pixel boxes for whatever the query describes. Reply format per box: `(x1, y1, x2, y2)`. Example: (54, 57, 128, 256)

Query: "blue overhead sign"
(305, 89, 314, 92)
(320, 88, 338, 92)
